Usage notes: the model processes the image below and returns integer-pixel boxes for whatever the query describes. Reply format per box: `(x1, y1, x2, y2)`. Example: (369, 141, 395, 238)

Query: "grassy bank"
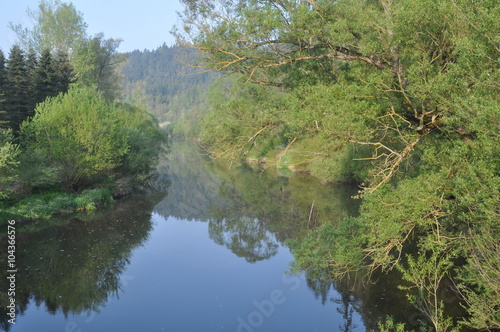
(0, 188, 114, 228)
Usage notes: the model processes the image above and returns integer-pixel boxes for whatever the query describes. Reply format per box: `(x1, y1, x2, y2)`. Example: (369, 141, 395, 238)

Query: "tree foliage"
(9, 0, 87, 55)
(0, 45, 74, 132)
(73, 33, 124, 101)
(21, 87, 129, 190)
(121, 44, 215, 136)
(19, 86, 164, 193)
(3, 45, 30, 131)
(176, 0, 500, 330)
(0, 1, 162, 204)
(8, 0, 122, 102)
(0, 129, 20, 199)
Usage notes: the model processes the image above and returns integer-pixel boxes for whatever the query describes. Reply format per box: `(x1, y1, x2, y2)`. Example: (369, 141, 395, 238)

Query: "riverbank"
(0, 188, 114, 232)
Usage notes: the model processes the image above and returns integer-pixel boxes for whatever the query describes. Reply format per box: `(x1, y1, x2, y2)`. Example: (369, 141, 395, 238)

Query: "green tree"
(9, 0, 87, 55)
(52, 50, 74, 94)
(20, 86, 165, 193)
(0, 129, 20, 199)
(73, 33, 123, 101)
(25, 48, 39, 111)
(21, 86, 129, 191)
(4, 45, 30, 132)
(112, 102, 166, 193)
(176, 0, 500, 330)
(0, 50, 7, 128)
(0, 50, 6, 88)
(177, 0, 498, 187)
(34, 48, 57, 104)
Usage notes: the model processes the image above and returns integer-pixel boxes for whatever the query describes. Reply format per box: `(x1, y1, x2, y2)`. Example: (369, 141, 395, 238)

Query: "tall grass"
(3, 188, 114, 221)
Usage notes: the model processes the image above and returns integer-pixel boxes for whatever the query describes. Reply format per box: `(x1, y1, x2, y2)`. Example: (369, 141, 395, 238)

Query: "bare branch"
(353, 130, 429, 194)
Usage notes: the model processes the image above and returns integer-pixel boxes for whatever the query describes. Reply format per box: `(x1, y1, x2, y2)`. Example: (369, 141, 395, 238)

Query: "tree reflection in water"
(0, 140, 419, 331)
(208, 215, 279, 263)
(156, 143, 359, 263)
(0, 193, 166, 330)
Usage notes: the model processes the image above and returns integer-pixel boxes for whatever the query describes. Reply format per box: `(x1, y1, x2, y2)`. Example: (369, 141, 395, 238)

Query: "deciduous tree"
(73, 33, 123, 101)
(9, 0, 87, 56)
(21, 87, 129, 190)
(176, 0, 500, 329)
(0, 129, 20, 198)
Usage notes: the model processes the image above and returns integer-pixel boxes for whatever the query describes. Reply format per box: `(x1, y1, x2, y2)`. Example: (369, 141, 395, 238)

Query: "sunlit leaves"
(9, 0, 88, 55)
(21, 87, 129, 189)
(178, 0, 500, 328)
(0, 129, 20, 198)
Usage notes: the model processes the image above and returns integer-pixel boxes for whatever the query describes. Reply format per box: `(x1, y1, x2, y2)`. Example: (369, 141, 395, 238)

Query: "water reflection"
(0, 140, 406, 332)
(154, 140, 361, 263)
(0, 193, 166, 331)
(151, 141, 416, 331)
(154, 142, 226, 221)
(208, 215, 279, 263)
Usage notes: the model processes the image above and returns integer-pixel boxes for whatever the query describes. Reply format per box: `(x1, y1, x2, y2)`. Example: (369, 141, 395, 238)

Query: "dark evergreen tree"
(34, 48, 57, 105)
(0, 50, 7, 128)
(0, 50, 6, 89)
(53, 50, 74, 94)
(25, 48, 39, 111)
(0, 47, 74, 131)
(5, 45, 29, 131)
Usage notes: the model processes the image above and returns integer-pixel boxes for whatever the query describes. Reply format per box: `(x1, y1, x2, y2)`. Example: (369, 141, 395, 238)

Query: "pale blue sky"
(0, 0, 184, 53)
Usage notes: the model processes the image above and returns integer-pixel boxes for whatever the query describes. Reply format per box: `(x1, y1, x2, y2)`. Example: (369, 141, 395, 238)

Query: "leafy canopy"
(21, 86, 129, 190)
(176, 0, 500, 330)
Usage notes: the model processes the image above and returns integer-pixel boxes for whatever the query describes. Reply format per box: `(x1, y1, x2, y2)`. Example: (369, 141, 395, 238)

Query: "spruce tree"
(25, 48, 39, 111)
(0, 50, 7, 128)
(34, 48, 57, 104)
(53, 50, 74, 95)
(5, 45, 29, 131)
(0, 50, 6, 89)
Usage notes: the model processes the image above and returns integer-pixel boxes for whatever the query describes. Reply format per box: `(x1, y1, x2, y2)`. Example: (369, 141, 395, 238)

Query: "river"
(0, 140, 419, 332)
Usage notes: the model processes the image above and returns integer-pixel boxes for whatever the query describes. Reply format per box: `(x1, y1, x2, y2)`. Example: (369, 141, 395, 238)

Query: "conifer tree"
(52, 50, 74, 94)
(0, 50, 6, 89)
(26, 48, 39, 111)
(0, 50, 7, 128)
(5, 45, 29, 131)
(34, 48, 57, 104)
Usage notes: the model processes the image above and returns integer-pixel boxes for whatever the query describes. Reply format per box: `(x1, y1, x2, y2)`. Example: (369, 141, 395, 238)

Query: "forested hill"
(120, 44, 215, 137)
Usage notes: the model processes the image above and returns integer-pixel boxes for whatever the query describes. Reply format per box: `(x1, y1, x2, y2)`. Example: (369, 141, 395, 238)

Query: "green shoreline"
(0, 188, 115, 232)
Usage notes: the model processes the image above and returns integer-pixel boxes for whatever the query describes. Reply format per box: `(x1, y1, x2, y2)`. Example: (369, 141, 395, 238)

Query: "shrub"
(74, 188, 113, 211)
(21, 87, 129, 191)
(0, 128, 20, 198)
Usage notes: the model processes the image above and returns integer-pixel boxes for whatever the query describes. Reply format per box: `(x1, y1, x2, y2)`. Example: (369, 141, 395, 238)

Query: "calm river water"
(1, 141, 419, 332)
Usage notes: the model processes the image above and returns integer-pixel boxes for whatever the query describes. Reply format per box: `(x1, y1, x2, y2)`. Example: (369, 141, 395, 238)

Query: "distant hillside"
(120, 44, 215, 137)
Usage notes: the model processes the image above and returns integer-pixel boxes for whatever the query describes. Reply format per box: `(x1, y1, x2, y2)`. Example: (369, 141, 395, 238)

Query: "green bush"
(6, 188, 114, 220)
(0, 128, 20, 198)
(74, 188, 113, 211)
(17, 148, 62, 191)
(21, 86, 129, 191)
(8, 192, 75, 220)
(20, 87, 165, 193)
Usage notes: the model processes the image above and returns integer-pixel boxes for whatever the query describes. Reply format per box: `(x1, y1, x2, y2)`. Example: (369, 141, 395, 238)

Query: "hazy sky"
(0, 0, 184, 53)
